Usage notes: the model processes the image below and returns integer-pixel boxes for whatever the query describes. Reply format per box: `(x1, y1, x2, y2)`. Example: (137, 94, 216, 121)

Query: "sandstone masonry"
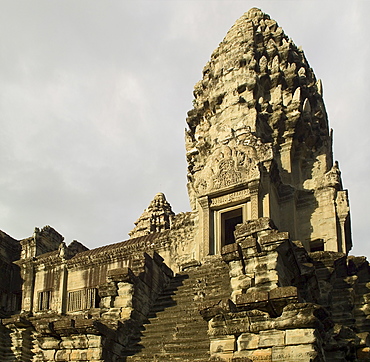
(0, 8, 367, 362)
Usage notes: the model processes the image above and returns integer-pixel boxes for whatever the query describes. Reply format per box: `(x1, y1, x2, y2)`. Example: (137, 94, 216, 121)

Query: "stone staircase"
(124, 256, 231, 361)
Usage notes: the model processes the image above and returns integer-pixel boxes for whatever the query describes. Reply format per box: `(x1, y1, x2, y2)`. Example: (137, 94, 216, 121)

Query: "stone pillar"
(336, 190, 351, 254)
(59, 263, 68, 314)
(262, 192, 270, 219)
(20, 262, 35, 314)
(249, 180, 260, 220)
(260, 160, 273, 221)
(338, 216, 347, 253)
(280, 137, 293, 183)
(198, 196, 211, 257)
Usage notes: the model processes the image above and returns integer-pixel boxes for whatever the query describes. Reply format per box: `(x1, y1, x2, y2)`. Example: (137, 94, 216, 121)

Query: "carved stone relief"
(189, 125, 273, 196)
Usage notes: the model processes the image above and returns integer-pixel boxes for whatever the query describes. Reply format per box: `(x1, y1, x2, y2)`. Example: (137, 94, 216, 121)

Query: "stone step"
(149, 296, 224, 315)
(156, 276, 229, 295)
(143, 315, 206, 328)
(125, 343, 211, 357)
(149, 291, 227, 313)
(179, 266, 229, 279)
(147, 307, 204, 321)
(130, 333, 209, 349)
(165, 336, 209, 347)
(126, 352, 209, 362)
(126, 341, 212, 358)
(163, 277, 229, 293)
(137, 322, 207, 342)
(183, 272, 229, 282)
(152, 320, 199, 332)
(159, 277, 230, 295)
(124, 261, 231, 360)
(153, 293, 227, 309)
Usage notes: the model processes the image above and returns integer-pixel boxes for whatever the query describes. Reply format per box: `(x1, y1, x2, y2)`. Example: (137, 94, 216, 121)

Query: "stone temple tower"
(185, 8, 351, 258)
(3, 8, 368, 362)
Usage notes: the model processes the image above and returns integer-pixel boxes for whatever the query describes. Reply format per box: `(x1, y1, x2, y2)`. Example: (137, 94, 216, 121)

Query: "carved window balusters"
(38, 290, 51, 311)
(67, 287, 98, 312)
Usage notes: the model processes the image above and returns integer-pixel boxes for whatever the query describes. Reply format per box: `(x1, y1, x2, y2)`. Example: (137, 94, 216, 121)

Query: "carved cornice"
(210, 189, 250, 208)
(67, 232, 171, 269)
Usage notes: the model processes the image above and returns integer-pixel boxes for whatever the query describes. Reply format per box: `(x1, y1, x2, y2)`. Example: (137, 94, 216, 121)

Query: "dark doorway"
(221, 208, 243, 246)
(310, 239, 324, 252)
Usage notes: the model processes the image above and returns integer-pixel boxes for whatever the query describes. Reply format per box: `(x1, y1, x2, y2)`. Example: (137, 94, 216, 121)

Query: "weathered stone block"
(259, 231, 289, 247)
(231, 357, 253, 362)
(101, 307, 122, 321)
(237, 332, 259, 350)
(87, 335, 102, 348)
(37, 336, 60, 349)
(117, 282, 134, 296)
(107, 267, 132, 283)
(235, 218, 276, 239)
(209, 312, 251, 336)
(255, 253, 279, 271)
(222, 242, 240, 255)
(75, 318, 99, 335)
(114, 283, 133, 308)
(243, 256, 258, 274)
(70, 349, 88, 360)
(210, 335, 236, 354)
(199, 299, 236, 321)
(119, 308, 133, 319)
(231, 275, 253, 294)
(87, 347, 103, 360)
(275, 304, 327, 331)
(210, 351, 234, 361)
(271, 344, 318, 361)
(285, 328, 317, 345)
(238, 237, 257, 249)
(235, 348, 272, 362)
(181, 259, 201, 270)
(41, 349, 56, 361)
(236, 292, 268, 306)
(55, 349, 71, 361)
(60, 338, 73, 349)
(258, 329, 285, 347)
(60, 335, 89, 349)
(269, 286, 297, 300)
(229, 260, 244, 277)
(98, 282, 118, 297)
(255, 270, 279, 286)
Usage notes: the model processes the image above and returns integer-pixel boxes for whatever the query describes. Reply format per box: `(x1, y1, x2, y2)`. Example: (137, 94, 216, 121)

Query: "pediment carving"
(188, 124, 272, 196)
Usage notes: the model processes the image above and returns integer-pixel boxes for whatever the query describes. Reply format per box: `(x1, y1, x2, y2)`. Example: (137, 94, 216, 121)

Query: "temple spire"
(185, 8, 351, 254)
(129, 192, 175, 238)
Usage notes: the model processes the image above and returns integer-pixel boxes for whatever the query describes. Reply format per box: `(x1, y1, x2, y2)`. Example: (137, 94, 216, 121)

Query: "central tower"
(185, 8, 351, 258)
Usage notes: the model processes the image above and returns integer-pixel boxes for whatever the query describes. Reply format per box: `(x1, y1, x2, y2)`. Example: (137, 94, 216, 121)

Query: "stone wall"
(2, 250, 173, 361)
(199, 217, 370, 361)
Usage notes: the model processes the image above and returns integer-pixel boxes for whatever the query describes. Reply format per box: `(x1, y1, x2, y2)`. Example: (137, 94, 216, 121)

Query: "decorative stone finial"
(129, 193, 175, 238)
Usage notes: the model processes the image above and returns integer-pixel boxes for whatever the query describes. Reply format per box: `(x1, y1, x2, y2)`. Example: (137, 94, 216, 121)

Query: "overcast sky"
(0, 0, 369, 257)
